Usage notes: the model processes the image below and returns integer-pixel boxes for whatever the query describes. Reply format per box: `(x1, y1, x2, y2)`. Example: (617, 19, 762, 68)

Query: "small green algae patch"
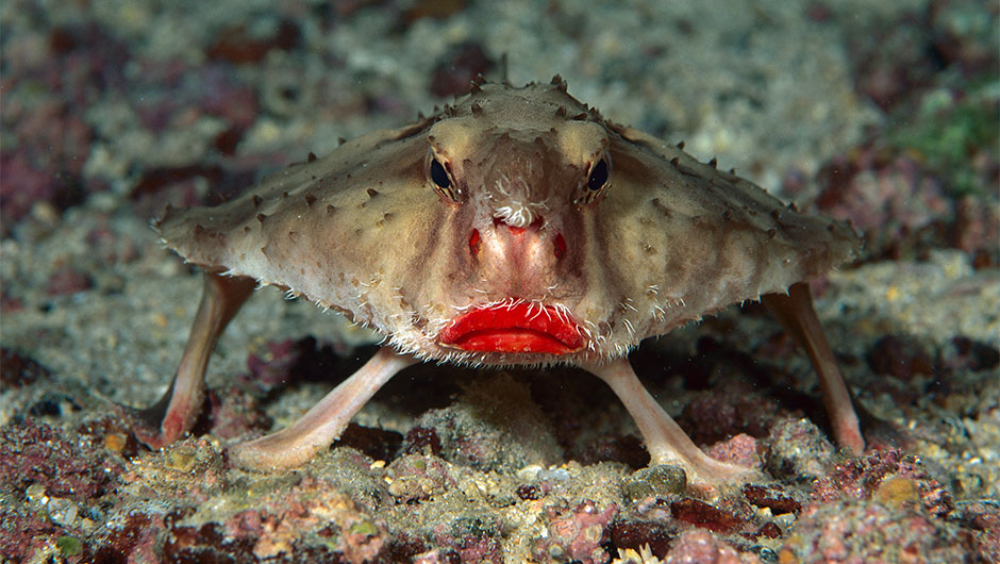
(891, 80, 999, 195)
(56, 536, 83, 557)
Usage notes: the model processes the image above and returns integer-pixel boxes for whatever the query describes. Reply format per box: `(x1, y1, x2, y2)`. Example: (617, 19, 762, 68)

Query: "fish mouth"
(438, 302, 585, 355)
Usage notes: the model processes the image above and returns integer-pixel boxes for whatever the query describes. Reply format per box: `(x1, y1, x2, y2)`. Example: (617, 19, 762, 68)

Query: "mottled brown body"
(141, 78, 863, 489)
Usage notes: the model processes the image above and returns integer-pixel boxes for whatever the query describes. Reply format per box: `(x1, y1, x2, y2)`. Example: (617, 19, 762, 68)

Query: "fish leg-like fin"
(585, 357, 759, 489)
(763, 282, 864, 455)
(231, 347, 415, 471)
(134, 272, 256, 449)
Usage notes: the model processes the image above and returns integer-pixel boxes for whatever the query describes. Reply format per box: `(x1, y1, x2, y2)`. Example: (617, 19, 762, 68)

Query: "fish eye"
(588, 157, 609, 191)
(575, 154, 612, 206)
(430, 158, 451, 189)
(427, 153, 460, 202)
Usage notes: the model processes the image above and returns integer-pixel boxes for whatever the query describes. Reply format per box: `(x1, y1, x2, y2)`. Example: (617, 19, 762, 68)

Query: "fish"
(136, 77, 864, 489)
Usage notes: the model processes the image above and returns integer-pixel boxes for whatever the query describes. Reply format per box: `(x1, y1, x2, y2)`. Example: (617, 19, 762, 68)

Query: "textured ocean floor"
(1, 0, 998, 562)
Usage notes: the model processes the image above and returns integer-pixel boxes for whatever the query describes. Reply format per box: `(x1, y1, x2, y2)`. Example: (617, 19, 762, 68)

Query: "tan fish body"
(139, 78, 863, 488)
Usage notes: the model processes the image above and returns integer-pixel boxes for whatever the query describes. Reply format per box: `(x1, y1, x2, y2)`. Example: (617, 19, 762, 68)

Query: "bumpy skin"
(150, 79, 863, 485)
(157, 80, 858, 365)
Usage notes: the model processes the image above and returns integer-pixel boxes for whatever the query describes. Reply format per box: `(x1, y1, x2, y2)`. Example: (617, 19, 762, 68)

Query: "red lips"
(439, 302, 584, 355)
